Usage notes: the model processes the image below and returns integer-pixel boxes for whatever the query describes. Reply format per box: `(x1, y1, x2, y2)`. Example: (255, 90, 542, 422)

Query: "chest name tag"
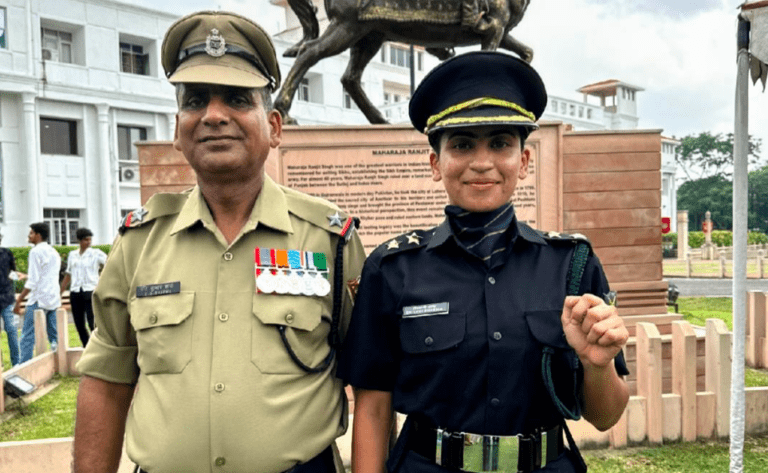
(136, 282, 181, 298)
(402, 302, 449, 318)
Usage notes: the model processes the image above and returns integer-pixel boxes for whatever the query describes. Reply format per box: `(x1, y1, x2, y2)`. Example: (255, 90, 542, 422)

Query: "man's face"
(173, 83, 282, 180)
(28, 230, 40, 244)
(430, 126, 529, 212)
(79, 236, 92, 250)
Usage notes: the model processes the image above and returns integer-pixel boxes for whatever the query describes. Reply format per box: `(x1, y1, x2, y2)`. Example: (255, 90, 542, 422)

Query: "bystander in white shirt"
(66, 247, 107, 292)
(25, 241, 62, 310)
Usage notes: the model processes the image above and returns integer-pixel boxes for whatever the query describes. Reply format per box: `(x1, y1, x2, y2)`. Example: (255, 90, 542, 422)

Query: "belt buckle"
(435, 428, 550, 473)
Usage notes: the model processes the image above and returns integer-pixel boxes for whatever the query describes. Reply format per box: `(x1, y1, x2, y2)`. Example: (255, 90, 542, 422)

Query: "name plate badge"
(136, 281, 181, 298)
(402, 302, 450, 318)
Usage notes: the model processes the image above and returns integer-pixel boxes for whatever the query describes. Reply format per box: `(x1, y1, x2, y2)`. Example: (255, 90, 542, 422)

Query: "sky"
(133, 0, 768, 165)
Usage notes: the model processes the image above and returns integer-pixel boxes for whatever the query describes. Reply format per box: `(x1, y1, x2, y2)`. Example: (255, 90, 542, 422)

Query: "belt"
(135, 445, 334, 473)
(409, 420, 563, 473)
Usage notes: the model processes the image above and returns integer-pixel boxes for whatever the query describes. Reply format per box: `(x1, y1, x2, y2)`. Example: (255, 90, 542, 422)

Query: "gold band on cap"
(425, 97, 536, 132)
(429, 115, 536, 133)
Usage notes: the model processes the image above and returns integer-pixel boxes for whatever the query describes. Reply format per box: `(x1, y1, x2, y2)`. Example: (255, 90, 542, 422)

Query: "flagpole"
(730, 15, 750, 473)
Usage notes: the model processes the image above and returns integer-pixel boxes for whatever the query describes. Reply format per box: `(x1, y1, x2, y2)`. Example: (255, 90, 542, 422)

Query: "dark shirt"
(338, 214, 629, 436)
(0, 247, 17, 308)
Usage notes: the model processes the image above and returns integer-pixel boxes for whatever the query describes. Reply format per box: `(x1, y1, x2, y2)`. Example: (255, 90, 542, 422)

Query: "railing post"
(758, 250, 765, 279)
(746, 292, 766, 368)
(636, 322, 663, 444)
(56, 308, 69, 375)
(34, 308, 47, 358)
(686, 253, 693, 278)
(705, 318, 731, 438)
(719, 252, 727, 278)
(672, 321, 698, 441)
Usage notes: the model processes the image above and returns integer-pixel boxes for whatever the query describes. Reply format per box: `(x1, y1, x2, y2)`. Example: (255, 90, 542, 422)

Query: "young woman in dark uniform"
(337, 51, 630, 473)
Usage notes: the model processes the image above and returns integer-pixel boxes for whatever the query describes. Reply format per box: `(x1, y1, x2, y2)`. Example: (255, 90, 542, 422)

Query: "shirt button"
(488, 277, 496, 285)
(218, 313, 229, 322)
(285, 313, 294, 324)
(214, 457, 226, 467)
(491, 398, 500, 407)
(223, 252, 233, 261)
(214, 383, 225, 393)
(493, 332, 502, 341)
(424, 336, 434, 346)
(149, 313, 158, 324)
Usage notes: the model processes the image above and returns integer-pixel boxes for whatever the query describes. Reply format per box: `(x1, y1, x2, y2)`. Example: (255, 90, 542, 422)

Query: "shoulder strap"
(542, 241, 592, 421)
(566, 242, 590, 296)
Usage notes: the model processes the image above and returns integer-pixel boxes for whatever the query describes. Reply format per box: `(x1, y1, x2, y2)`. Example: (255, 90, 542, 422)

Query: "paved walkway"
(667, 277, 768, 296)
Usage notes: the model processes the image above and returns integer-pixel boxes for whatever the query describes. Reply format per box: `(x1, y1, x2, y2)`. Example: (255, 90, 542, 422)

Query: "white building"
(0, 0, 429, 246)
(0, 0, 178, 246)
(0, 0, 676, 245)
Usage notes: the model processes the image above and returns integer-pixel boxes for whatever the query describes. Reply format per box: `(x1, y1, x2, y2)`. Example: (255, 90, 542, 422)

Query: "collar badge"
(205, 29, 226, 57)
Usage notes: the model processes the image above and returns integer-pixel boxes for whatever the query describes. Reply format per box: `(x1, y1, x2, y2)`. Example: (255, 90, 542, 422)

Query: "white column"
(167, 113, 176, 141)
(22, 93, 42, 221)
(96, 104, 115, 236)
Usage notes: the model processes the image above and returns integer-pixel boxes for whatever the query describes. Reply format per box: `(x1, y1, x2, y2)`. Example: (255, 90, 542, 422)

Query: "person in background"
(0, 232, 22, 367)
(15, 222, 62, 362)
(60, 228, 107, 347)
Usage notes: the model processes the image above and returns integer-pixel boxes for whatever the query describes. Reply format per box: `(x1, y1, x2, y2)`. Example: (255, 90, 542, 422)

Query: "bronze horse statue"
(275, 0, 533, 124)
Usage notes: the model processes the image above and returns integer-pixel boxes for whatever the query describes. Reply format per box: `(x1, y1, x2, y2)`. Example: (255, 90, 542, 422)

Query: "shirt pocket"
(251, 293, 331, 374)
(130, 292, 195, 375)
(524, 309, 570, 351)
(399, 312, 466, 354)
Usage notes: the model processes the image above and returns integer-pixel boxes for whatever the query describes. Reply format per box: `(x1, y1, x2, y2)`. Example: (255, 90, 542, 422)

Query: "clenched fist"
(561, 293, 629, 368)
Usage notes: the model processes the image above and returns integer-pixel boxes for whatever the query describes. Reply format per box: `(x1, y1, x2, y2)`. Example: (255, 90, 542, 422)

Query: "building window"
(389, 45, 410, 68)
(380, 45, 386, 63)
(43, 208, 81, 245)
(0, 7, 7, 49)
(121, 42, 148, 75)
(40, 118, 78, 155)
(117, 125, 146, 183)
(343, 91, 357, 110)
(298, 78, 310, 102)
(41, 28, 72, 63)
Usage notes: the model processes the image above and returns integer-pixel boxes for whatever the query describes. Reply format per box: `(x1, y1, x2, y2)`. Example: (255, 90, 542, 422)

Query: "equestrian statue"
(275, 0, 534, 124)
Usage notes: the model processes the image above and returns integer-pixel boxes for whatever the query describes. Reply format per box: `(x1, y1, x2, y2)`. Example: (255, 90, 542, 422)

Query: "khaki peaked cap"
(161, 11, 281, 90)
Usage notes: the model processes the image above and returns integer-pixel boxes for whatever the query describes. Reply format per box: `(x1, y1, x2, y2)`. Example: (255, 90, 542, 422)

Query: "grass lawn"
(584, 436, 768, 472)
(0, 375, 79, 441)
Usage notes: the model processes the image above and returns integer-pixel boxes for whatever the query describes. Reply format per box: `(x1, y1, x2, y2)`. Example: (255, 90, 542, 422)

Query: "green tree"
(748, 166, 768, 233)
(675, 132, 763, 182)
(677, 175, 732, 232)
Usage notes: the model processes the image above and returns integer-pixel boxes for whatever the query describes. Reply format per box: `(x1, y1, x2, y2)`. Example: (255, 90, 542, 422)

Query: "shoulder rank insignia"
(119, 207, 148, 233)
(377, 229, 431, 257)
(386, 239, 400, 250)
(543, 230, 590, 242)
(327, 211, 344, 228)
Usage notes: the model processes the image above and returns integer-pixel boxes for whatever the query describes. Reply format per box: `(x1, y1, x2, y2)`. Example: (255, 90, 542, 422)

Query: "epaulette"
(281, 185, 358, 240)
(118, 192, 190, 235)
(372, 229, 432, 258)
(538, 229, 592, 245)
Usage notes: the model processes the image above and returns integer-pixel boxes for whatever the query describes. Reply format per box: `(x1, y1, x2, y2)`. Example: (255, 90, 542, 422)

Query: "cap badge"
(205, 29, 226, 57)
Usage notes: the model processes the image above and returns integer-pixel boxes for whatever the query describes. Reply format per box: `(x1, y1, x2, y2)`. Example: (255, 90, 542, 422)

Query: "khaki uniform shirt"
(77, 176, 365, 473)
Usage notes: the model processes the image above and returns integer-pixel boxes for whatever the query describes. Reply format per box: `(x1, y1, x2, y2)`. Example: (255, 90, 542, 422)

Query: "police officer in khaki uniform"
(73, 11, 365, 473)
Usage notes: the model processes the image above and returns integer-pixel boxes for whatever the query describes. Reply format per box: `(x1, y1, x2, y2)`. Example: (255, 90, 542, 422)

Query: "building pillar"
(677, 210, 688, 261)
(22, 93, 42, 222)
(96, 104, 115, 236)
(167, 113, 176, 141)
